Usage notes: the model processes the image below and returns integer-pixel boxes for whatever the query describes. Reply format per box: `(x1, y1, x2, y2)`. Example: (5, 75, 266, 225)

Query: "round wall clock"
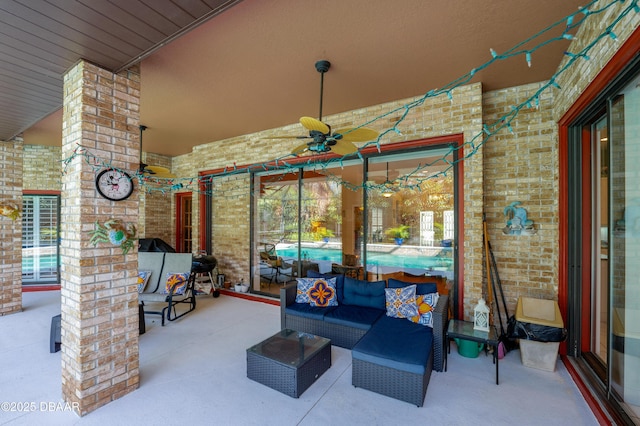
(95, 169, 134, 201)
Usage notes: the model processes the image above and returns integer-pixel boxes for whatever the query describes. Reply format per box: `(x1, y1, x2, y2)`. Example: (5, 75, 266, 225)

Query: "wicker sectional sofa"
(280, 273, 448, 407)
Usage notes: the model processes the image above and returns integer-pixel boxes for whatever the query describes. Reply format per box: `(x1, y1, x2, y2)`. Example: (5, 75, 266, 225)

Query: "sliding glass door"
(251, 144, 457, 297)
(573, 69, 640, 421)
(607, 74, 640, 415)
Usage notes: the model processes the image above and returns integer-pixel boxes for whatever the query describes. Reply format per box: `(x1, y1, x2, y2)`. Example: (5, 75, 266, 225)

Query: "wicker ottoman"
(247, 329, 331, 398)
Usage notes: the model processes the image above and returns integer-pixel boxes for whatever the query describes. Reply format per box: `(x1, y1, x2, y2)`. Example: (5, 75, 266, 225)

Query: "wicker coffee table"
(247, 329, 331, 398)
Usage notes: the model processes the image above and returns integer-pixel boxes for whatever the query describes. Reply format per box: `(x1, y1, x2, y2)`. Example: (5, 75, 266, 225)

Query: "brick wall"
(23, 144, 62, 190)
(483, 83, 558, 322)
(0, 138, 23, 315)
(553, 3, 640, 121)
(60, 60, 140, 416)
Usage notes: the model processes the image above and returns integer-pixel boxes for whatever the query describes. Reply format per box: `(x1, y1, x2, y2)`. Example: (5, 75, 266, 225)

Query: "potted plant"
(316, 227, 335, 242)
(385, 225, 410, 245)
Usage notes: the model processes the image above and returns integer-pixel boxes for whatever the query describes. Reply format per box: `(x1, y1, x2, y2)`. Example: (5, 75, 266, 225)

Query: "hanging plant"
(0, 203, 20, 220)
(89, 219, 137, 255)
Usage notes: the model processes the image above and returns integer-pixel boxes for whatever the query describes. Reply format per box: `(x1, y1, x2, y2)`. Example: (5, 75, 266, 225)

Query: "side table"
(247, 329, 331, 398)
(445, 319, 499, 384)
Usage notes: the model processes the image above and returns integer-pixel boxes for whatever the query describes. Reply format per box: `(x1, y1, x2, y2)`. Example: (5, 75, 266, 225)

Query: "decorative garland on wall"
(60, 0, 638, 199)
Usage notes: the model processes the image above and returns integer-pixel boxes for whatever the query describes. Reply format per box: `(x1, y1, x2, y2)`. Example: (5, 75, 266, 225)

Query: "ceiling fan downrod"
(139, 125, 148, 171)
(315, 60, 330, 122)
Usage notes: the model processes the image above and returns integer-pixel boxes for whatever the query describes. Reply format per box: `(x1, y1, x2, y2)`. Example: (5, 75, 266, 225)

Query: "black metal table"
(247, 329, 331, 397)
(445, 319, 499, 384)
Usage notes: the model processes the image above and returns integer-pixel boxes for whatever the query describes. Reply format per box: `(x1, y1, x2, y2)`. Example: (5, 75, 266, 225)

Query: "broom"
(483, 215, 511, 358)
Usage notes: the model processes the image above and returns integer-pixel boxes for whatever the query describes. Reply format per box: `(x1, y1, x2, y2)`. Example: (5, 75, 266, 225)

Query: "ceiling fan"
(272, 60, 379, 156)
(138, 125, 176, 178)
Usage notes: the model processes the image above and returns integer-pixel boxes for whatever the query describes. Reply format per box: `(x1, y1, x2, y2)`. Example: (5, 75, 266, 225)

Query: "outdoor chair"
(259, 243, 292, 286)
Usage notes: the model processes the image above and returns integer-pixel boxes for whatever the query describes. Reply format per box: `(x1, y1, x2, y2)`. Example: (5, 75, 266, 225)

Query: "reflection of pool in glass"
(276, 246, 452, 271)
(22, 254, 59, 275)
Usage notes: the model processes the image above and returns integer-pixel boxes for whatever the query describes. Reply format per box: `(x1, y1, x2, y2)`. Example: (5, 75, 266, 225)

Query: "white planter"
(235, 284, 249, 293)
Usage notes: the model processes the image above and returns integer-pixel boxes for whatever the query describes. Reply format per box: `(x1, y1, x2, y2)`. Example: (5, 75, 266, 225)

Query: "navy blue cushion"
(285, 303, 336, 320)
(388, 278, 438, 295)
(324, 305, 385, 330)
(342, 277, 386, 309)
(352, 315, 433, 374)
(307, 270, 345, 303)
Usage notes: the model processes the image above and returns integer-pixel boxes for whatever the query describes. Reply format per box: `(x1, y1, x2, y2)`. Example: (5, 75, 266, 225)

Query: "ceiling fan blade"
(300, 116, 330, 134)
(333, 127, 379, 143)
(142, 165, 176, 178)
(330, 140, 358, 156)
(292, 143, 310, 156)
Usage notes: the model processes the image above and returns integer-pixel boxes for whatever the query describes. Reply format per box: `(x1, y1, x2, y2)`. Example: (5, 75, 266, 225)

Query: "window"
(22, 194, 60, 284)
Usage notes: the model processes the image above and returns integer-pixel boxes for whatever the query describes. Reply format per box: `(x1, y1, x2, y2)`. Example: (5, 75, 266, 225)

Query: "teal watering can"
(455, 338, 484, 358)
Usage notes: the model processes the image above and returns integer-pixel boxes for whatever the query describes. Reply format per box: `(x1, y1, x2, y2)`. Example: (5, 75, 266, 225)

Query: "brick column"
(61, 60, 140, 416)
(0, 138, 23, 316)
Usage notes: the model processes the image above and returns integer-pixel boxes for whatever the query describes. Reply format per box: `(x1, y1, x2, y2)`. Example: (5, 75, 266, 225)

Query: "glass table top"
(247, 329, 330, 368)
(447, 319, 498, 343)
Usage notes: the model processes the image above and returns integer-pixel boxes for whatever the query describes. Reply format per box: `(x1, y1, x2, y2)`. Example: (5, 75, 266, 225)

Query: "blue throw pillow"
(307, 270, 345, 303)
(308, 277, 338, 307)
(162, 272, 190, 295)
(295, 278, 315, 303)
(410, 292, 440, 327)
(385, 285, 419, 319)
(388, 278, 437, 295)
(342, 277, 386, 309)
(137, 270, 152, 293)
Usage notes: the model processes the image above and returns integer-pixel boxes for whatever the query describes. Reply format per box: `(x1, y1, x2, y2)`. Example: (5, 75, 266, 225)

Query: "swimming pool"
(276, 245, 453, 271)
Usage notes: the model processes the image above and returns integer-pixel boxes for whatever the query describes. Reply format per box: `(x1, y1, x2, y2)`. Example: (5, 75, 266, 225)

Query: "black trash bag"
(508, 315, 567, 342)
(139, 238, 176, 253)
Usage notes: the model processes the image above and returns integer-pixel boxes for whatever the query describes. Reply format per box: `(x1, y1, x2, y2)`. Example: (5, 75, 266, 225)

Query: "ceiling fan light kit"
(271, 60, 379, 157)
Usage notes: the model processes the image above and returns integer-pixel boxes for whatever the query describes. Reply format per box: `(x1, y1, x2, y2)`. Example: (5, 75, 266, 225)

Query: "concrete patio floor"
(1, 290, 598, 425)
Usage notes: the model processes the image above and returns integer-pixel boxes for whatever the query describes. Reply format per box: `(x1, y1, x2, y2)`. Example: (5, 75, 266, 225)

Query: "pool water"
(276, 246, 452, 271)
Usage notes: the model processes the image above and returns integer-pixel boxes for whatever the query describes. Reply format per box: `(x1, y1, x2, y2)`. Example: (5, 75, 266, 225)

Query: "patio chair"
(259, 243, 292, 285)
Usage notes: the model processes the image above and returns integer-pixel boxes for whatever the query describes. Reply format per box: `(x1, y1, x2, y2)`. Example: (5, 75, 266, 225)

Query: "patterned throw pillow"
(410, 292, 440, 327)
(137, 270, 152, 293)
(162, 272, 190, 295)
(295, 278, 315, 303)
(385, 285, 419, 319)
(308, 277, 338, 307)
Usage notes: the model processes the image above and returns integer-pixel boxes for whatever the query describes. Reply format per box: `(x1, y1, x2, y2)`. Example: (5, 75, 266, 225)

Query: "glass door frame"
(22, 191, 61, 285)
(559, 40, 640, 424)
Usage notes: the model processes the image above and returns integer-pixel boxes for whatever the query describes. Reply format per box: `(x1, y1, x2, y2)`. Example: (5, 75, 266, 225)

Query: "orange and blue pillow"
(308, 277, 338, 307)
(385, 285, 419, 319)
(296, 277, 338, 307)
(137, 270, 152, 293)
(162, 272, 190, 295)
(409, 292, 440, 327)
(295, 278, 314, 303)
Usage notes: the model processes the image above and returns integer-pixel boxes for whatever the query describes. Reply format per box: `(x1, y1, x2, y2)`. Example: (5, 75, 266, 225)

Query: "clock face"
(95, 169, 134, 201)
